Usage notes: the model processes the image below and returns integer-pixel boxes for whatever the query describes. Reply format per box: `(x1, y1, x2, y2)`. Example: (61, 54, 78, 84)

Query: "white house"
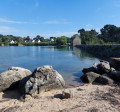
(50, 38, 54, 42)
(32, 40, 35, 43)
(9, 40, 15, 44)
(35, 39, 41, 43)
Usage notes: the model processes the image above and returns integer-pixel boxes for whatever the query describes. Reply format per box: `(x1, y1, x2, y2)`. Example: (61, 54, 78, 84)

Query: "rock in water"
(81, 72, 114, 85)
(93, 60, 111, 74)
(108, 70, 120, 82)
(0, 67, 32, 92)
(24, 66, 65, 95)
(8, 67, 32, 76)
(109, 58, 120, 69)
(81, 72, 100, 83)
(82, 67, 97, 74)
(94, 75, 114, 85)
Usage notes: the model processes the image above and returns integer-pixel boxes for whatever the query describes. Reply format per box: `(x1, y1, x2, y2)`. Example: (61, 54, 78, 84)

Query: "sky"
(0, 0, 120, 38)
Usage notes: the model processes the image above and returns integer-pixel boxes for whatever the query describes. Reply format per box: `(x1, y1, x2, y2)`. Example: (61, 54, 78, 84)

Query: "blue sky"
(0, 0, 120, 38)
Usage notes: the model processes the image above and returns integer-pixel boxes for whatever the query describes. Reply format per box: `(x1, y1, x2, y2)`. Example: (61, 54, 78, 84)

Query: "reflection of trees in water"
(54, 46, 72, 51)
(72, 47, 97, 60)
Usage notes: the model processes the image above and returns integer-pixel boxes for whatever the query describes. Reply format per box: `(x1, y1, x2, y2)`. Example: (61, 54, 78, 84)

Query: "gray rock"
(82, 67, 96, 74)
(81, 72, 114, 85)
(94, 75, 114, 85)
(23, 65, 65, 95)
(62, 89, 74, 99)
(8, 67, 32, 76)
(109, 58, 120, 69)
(108, 70, 120, 82)
(0, 67, 32, 92)
(93, 60, 111, 74)
(81, 72, 100, 83)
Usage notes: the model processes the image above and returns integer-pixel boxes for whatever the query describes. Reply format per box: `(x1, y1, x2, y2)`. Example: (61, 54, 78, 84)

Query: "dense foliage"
(78, 24, 120, 44)
(0, 34, 71, 46)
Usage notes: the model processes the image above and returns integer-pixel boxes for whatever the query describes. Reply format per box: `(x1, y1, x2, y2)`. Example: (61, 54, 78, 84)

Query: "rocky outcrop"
(93, 61, 111, 74)
(8, 67, 32, 76)
(0, 67, 32, 92)
(108, 70, 120, 82)
(81, 72, 114, 85)
(81, 72, 100, 83)
(81, 60, 118, 85)
(82, 67, 96, 74)
(109, 58, 120, 70)
(21, 66, 65, 96)
(83, 61, 111, 75)
(94, 75, 114, 85)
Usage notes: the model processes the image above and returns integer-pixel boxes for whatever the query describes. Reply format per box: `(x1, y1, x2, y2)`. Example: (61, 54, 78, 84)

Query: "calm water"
(0, 46, 99, 87)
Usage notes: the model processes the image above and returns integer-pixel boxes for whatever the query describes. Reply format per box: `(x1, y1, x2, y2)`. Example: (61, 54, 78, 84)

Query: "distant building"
(32, 40, 35, 43)
(24, 40, 32, 43)
(50, 38, 54, 42)
(71, 34, 81, 46)
(35, 39, 41, 43)
(9, 40, 15, 44)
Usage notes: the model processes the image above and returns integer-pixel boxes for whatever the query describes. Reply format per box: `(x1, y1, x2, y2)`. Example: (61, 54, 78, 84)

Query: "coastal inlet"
(0, 46, 99, 87)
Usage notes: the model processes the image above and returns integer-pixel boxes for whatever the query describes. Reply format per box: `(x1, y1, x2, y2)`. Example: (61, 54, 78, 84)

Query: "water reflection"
(0, 46, 99, 87)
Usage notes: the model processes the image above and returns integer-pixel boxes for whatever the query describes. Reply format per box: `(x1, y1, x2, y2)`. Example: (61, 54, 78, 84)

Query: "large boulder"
(93, 60, 111, 74)
(22, 66, 65, 96)
(0, 67, 32, 92)
(94, 75, 114, 85)
(8, 67, 32, 76)
(82, 67, 96, 74)
(109, 58, 120, 70)
(108, 70, 120, 82)
(81, 72, 100, 83)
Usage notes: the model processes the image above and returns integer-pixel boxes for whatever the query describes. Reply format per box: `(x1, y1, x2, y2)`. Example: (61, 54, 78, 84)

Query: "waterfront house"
(35, 39, 41, 43)
(9, 40, 15, 44)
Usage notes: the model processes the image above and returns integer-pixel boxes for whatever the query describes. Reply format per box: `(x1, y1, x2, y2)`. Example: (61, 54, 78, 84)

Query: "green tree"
(99, 24, 120, 43)
(56, 36, 68, 45)
(78, 29, 98, 44)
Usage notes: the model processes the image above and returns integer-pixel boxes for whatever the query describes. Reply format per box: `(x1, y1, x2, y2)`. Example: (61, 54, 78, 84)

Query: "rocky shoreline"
(0, 60, 120, 112)
(81, 58, 120, 86)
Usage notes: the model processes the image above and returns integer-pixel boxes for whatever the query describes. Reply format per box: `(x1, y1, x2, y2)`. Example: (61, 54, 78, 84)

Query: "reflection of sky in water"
(0, 46, 99, 86)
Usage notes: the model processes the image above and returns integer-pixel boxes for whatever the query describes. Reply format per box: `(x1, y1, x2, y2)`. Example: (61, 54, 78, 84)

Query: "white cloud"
(85, 24, 93, 27)
(43, 20, 70, 24)
(0, 18, 37, 24)
(0, 26, 18, 33)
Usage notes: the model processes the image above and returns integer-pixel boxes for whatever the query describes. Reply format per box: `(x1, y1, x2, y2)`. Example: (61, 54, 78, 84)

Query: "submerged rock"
(0, 67, 32, 92)
(23, 65, 65, 96)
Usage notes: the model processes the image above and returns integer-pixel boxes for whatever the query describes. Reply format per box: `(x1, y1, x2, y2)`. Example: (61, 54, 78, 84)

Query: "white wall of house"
(9, 40, 15, 44)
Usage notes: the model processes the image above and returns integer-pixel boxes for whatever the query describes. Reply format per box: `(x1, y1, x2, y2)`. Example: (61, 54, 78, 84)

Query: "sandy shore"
(0, 84, 120, 112)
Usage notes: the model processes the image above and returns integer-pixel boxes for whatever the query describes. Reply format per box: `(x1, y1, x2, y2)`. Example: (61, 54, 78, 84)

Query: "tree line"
(0, 24, 120, 46)
(78, 24, 120, 44)
(0, 34, 71, 46)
